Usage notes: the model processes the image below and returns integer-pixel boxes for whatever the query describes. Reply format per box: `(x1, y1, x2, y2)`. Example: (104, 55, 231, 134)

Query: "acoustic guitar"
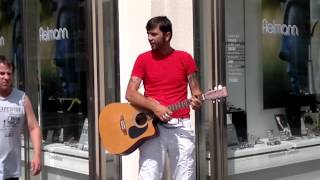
(99, 86, 228, 155)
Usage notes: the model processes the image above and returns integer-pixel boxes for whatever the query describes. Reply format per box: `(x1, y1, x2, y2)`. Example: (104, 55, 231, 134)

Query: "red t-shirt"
(131, 50, 198, 118)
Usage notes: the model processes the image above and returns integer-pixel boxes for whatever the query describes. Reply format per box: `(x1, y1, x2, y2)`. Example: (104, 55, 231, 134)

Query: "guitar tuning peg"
(212, 100, 216, 104)
(213, 86, 217, 91)
(217, 99, 221, 103)
(219, 98, 226, 103)
(218, 85, 222, 90)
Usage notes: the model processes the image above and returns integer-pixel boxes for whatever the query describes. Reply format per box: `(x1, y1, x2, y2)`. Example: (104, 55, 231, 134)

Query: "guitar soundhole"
(135, 113, 148, 126)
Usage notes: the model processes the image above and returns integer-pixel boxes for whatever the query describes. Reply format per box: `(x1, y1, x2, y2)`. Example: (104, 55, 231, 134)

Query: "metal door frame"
(91, 0, 120, 179)
(193, 0, 227, 179)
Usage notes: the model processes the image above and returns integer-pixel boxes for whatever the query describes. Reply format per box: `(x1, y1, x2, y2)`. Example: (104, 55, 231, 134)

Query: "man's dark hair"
(0, 55, 15, 73)
(146, 16, 172, 40)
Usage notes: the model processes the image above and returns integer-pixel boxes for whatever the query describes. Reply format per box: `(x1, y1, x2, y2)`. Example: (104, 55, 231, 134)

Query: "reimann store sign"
(262, 18, 299, 36)
(39, 26, 69, 41)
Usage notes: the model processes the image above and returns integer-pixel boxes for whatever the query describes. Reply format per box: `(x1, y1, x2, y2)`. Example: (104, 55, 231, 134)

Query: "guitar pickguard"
(128, 125, 148, 139)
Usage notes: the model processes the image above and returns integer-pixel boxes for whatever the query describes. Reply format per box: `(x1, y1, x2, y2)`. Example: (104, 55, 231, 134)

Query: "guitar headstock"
(203, 85, 228, 101)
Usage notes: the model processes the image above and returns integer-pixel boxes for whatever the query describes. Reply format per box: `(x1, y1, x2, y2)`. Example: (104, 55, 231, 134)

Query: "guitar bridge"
(120, 115, 127, 135)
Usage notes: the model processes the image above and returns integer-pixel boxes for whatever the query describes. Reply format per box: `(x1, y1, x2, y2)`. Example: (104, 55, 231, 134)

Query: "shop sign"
(262, 18, 299, 36)
(0, 36, 4, 47)
(39, 26, 69, 42)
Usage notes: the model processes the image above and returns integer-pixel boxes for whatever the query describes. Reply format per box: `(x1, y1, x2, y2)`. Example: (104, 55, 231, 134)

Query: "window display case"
(225, 0, 320, 178)
(23, 0, 90, 177)
(21, 145, 89, 175)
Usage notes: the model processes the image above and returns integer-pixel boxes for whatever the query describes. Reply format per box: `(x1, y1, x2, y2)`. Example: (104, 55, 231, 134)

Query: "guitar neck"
(164, 86, 228, 112)
(167, 95, 204, 112)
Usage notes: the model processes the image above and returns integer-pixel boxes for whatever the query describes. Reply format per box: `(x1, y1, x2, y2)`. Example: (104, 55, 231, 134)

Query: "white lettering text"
(262, 19, 299, 36)
(39, 26, 69, 42)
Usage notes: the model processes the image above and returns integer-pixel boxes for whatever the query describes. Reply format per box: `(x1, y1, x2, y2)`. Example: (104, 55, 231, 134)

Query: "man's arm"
(125, 76, 172, 121)
(24, 95, 42, 175)
(188, 72, 203, 110)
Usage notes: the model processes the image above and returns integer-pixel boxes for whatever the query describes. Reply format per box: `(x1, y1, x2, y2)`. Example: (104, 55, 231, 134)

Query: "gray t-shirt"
(0, 88, 25, 179)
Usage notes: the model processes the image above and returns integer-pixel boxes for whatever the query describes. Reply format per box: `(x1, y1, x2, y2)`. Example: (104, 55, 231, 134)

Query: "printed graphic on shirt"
(6, 115, 21, 128)
(1, 114, 22, 137)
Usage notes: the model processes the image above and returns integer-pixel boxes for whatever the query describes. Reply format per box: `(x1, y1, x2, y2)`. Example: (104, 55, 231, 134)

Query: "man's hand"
(30, 156, 41, 176)
(190, 94, 203, 110)
(188, 72, 203, 110)
(153, 104, 172, 122)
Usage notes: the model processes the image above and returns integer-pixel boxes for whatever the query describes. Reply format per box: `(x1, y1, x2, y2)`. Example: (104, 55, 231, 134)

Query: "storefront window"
(40, 0, 89, 173)
(39, 0, 88, 149)
(226, 0, 320, 179)
(24, 0, 89, 178)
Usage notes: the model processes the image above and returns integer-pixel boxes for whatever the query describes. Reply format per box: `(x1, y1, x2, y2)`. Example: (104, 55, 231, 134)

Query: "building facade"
(0, 0, 320, 179)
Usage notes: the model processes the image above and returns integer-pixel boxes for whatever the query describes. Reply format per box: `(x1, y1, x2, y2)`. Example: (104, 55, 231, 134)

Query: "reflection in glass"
(0, 0, 24, 89)
(38, 0, 88, 154)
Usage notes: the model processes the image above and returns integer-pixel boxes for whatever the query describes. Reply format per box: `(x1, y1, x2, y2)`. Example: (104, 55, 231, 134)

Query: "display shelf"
(228, 140, 292, 158)
(21, 143, 89, 175)
(43, 150, 88, 174)
(228, 137, 320, 175)
(290, 136, 320, 148)
(229, 145, 320, 175)
(43, 143, 88, 158)
(43, 143, 89, 174)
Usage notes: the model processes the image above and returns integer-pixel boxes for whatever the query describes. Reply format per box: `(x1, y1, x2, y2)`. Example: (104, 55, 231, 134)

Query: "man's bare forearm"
(188, 73, 202, 96)
(125, 77, 158, 111)
(127, 90, 158, 109)
(30, 126, 42, 157)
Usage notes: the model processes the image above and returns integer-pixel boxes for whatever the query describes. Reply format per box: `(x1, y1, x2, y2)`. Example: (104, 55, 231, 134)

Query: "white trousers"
(138, 119, 195, 180)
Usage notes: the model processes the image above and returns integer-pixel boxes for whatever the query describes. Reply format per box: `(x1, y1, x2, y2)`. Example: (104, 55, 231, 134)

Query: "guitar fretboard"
(168, 99, 192, 112)
(162, 87, 227, 112)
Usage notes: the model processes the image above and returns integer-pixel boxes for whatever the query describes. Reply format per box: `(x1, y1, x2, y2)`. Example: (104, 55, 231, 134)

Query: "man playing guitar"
(125, 16, 202, 180)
